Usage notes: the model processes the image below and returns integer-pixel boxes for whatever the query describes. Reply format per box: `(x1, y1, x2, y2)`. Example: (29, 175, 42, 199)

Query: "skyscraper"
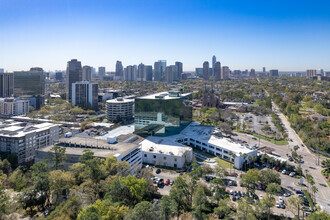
(124, 65, 137, 81)
(306, 69, 317, 79)
(66, 59, 82, 102)
(0, 72, 14, 97)
(221, 66, 230, 80)
(203, 61, 209, 80)
(137, 63, 145, 81)
(71, 81, 98, 110)
(263, 67, 266, 73)
(154, 60, 166, 82)
(250, 69, 256, 77)
(98, 67, 106, 79)
(55, 72, 63, 81)
(175, 61, 183, 80)
(165, 66, 174, 83)
(14, 68, 45, 109)
(82, 65, 92, 81)
(115, 61, 123, 80)
(214, 62, 221, 81)
(144, 65, 153, 81)
(212, 55, 216, 77)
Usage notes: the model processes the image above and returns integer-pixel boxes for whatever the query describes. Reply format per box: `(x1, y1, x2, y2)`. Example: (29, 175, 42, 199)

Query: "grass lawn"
(216, 158, 234, 169)
(235, 129, 288, 146)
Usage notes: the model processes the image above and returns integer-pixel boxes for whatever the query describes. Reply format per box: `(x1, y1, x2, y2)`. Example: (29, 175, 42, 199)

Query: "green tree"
(241, 169, 260, 196)
(0, 172, 9, 215)
(122, 175, 147, 205)
(288, 196, 303, 219)
(214, 198, 232, 219)
(157, 195, 173, 220)
(8, 168, 27, 191)
(77, 206, 101, 220)
(31, 162, 50, 208)
(46, 196, 82, 220)
(192, 187, 208, 220)
(49, 145, 67, 170)
(260, 169, 281, 186)
(265, 183, 281, 195)
(169, 176, 190, 216)
(307, 211, 330, 220)
(126, 201, 155, 220)
(237, 199, 256, 220)
(79, 149, 94, 163)
(49, 170, 74, 204)
(210, 178, 226, 204)
(321, 159, 330, 173)
(260, 194, 275, 220)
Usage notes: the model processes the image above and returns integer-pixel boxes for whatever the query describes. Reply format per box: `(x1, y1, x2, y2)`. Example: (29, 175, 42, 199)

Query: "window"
(153, 155, 156, 159)
(224, 150, 228, 154)
(164, 157, 167, 160)
(174, 158, 177, 162)
(144, 154, 147, 157)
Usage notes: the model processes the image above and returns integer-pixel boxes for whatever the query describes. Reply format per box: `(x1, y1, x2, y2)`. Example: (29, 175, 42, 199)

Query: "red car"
(165, 179, 170, 185)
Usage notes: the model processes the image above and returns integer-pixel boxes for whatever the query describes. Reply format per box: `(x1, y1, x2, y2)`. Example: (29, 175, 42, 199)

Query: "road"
(272, 102, 330, 212)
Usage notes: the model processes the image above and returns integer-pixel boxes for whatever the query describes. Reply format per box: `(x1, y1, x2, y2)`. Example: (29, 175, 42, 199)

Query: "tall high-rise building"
(137, 63, 145, 81)
(98, 67, 106, 78)
(212, 55, 216, 77)
(164, 66, 174, 83)
(320, 69, 324, 76)
(124, 65, 137, 81)
(214, 62, 221, 81)
(221, 66, 230, 80)
(203, 61, 209, 80)
(0, 72, 14, 97)
(175, 62, 183, 80)
(263, 67, 266, 73)
(55, 72, 63, 81)
(0, 69, 4, 73)
(269, 69, 279, 76)
(154, 60, 166, 81)
(115, 61, 123, 80)
(14, 68, 45, 109)
(82, 65, 92, 81)
(306, 69, 317, 79)
(66, 59, 82, 102)
(72, 81, 98, 110)
(250, 69, 256, 77)
(144, 65, 153, 81)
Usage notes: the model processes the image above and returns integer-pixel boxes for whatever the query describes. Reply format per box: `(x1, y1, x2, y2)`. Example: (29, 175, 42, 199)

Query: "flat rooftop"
(136, 92, 191, 100)
(106, 98, 134, 103)
(96, 124, 135, 140)
(58, 135, 141, 157)
(0, 121, 58, 138)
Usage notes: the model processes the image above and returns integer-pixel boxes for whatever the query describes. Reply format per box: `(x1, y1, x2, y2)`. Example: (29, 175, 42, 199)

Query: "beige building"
(106, 98, 134, 122)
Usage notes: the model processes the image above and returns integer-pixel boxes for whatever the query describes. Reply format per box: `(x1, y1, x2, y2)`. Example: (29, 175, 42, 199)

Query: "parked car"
(242, 192, 246, 197)
(170, 181, 174, 186)
(276, 202, 280, 208)
(232, 196, 236, 201)
(281, 170, 287, 174)
(288, 157, 293, 161)
(279, 197, 284, 204)
(156, 169, 161, 174)
(289, 172, 296, 177)
(252, 137, 257, 140)
(165, 179, 170, 185)
(280, 203, 285, 209)
(296, 190, 304, 195)
(259, 195, 263, 200)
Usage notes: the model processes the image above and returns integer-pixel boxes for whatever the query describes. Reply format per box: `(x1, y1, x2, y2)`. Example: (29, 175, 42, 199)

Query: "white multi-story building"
(72, 81, 98, 110)
(0, 98, 29, 116)
(106, 98, 134, 122)
(141, 122, 257, 169)
(0, 121, 60, 164)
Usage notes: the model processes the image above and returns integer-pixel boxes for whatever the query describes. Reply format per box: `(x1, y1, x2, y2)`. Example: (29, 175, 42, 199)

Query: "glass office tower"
(135, 89, 192, 136)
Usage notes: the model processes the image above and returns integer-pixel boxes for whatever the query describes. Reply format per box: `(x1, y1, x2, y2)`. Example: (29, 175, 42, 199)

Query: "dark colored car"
(156, 169, 161, 174)
(232, 196, 236, 201)
(296, 190, 304, 195)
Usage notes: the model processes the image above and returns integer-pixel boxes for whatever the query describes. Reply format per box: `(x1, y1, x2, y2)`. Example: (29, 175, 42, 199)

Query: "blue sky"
(1, 0, 330, 71)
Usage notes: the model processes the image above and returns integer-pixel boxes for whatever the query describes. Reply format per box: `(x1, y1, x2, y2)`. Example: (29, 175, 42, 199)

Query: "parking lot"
(151, 168, 180, 195)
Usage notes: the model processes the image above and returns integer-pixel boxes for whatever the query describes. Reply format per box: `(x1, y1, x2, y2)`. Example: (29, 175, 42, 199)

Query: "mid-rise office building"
(134, 89, 192, 136)
(164, 65, 178, 83)
(0, 69, 4, 73)
(137, 63, 145, 81)
(214, 62, 221, 81)
(0, 98, 29, 116)
(175, 62, 183, 80)
(269, 69, 279, 76)
(71, 81, 98, 110)
(221, 66, 230, 79)
(307, 69, 317, 79)
(82, 65, 92, 81)
(98, 66, 106, 79)
(203, 61, 209, 80)
(66, 59, 82, 102)
(116, 61, 123, 80)
(14, 68, 45, 109)
(106, 98, 134, 122)
(0, 72, 14, 97)
(0, 121, 60, 164)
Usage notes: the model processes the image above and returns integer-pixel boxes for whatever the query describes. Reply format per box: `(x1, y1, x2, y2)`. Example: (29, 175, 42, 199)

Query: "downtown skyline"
(1, 0, 330, 71)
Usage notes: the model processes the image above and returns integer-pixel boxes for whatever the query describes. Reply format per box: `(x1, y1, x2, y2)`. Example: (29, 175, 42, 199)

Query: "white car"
(279, 197, 284, 204)
(259, 195, 263, 200)
(289, 172, 295, 177)
(281, 170, 287, 174)
(276, 202, 280, 208)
